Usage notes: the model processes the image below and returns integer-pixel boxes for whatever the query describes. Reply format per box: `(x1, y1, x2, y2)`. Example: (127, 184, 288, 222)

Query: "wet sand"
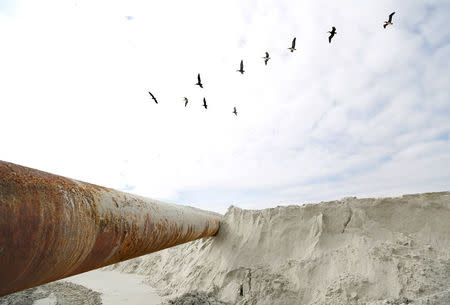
(0, 270, 161, 305)
(63, 270, 162, 305)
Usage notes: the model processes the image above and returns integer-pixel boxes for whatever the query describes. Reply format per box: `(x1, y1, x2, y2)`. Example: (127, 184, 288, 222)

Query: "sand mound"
(0, 281, 101, 305)
(167, 292, 229, 305)
(106, 191, 450, 304)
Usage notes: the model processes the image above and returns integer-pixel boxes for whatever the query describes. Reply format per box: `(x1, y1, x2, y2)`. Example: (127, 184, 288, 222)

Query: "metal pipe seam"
(0, 160, 221, 297)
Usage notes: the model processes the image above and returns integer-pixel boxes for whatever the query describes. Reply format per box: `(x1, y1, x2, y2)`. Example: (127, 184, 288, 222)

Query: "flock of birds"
(148, 12, 396, 117)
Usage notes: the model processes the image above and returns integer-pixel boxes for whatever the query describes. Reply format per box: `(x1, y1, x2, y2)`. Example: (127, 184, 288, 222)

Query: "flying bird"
(195, 73, 203, 88)
(237, 60, 245, 74)
(183, 97, 188, 107)
(328, 26, 337, 43)
(233, 107, 237, 116)
(203, 97, 207, 109)
(288, 37, 296, 52)
(383, 12, 395, 28)
(148, 91, 158, 104)
(263, 52, 270, 65)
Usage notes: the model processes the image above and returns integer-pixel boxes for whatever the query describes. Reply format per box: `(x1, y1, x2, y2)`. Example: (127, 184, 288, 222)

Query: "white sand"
(1, 270, 160, 305)
(6, 191, 449, 305)
(1, 281, 102, 305)
(63, 270, 162, 305)
(107, 191, 450, 305)
(33, 293, 56, 305)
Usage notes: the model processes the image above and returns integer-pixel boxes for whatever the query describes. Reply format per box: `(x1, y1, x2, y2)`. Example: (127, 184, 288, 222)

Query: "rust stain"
(0, 160, 221, 297)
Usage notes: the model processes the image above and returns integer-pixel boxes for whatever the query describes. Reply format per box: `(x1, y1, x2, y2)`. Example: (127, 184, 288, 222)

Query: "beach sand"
(2, 191, 450, 305)
(108, 192, 450, 305)
(0, 270, 161, 305)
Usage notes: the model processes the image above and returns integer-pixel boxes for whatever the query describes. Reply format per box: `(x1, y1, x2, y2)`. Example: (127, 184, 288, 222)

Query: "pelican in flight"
(263, 52, 270, 65)
(233, 107, 237, 116)
(288, 37, 296, 52)
(237, 60, 245, 74)
(148, 91, 158, 104)
(183, 97, 188, 107)
(203, 97, 207, 109)
(195, 73, 203, 88)
(328, 27, 337, 43)
(383, 12, 395, 28)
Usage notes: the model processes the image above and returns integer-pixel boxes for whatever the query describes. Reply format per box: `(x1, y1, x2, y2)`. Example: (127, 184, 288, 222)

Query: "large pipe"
(0, 160, 221, 297)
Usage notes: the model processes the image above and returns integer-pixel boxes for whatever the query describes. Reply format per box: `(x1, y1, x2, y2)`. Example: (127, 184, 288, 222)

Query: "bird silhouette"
(328, 27, 337, 43)
(203, 97, 207, 109)
(288, 37, 296, 52)
(383, 12, 395, 28)
(263, 52, 270, 66)
(195, 73, 203, 88)
(237, 60, 245, 74)
(183, 97, 188, 107)
(148, 91, 158, 104)
(233, 107, 237, 116)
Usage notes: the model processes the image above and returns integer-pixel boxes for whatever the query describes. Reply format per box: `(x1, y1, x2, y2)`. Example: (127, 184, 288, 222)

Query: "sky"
(0, 0, 449, 214)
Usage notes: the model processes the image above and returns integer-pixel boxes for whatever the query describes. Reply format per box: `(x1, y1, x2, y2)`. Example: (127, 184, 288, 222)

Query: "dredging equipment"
(0, 160, 221, 297)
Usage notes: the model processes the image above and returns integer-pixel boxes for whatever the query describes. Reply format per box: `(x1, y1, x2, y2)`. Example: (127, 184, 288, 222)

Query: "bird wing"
(329, 35, 332, 43)
(389, 12, 395, 22)
(240, 60, 243, 70)
(266, 52, 269, 57)
(148, 91, 156, 100)
(264, 58, 268, 65)
(292, 37, 296, 48)
(383, 23, 387, 28)
(197, 73, 201, 83)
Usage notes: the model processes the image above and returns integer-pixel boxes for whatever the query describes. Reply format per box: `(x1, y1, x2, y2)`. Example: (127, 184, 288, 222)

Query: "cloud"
(0, 0, 448, 213)
(0, 0, 17, 15)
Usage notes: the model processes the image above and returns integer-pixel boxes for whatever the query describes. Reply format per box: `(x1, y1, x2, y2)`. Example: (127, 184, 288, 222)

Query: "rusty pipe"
(0, 160, 221, 297)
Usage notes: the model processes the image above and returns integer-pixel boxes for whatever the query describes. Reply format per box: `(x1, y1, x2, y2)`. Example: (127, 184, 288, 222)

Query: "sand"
(107, 191, 450, 305)
(0, 270, 161, 305)
(63, 270, 162, 305)
(0, 281, 101, 305)
(2, 191, 450, 305)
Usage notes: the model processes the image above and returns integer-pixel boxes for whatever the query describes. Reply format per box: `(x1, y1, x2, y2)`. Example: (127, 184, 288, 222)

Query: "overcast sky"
(1, 0, 449, 213)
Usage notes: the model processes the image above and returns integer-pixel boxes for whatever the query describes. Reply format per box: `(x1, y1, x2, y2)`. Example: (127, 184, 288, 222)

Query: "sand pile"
(107, 191, 450, 305)
(166, 292, 229, 305)
(0, 281, 101, 305)
(0, 270, 162, 305)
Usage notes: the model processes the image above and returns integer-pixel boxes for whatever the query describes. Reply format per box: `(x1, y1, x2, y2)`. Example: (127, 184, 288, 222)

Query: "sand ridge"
(0, 281, 101, 305)
(2, 192, 450, 304)
(108, 191, 450, 305)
